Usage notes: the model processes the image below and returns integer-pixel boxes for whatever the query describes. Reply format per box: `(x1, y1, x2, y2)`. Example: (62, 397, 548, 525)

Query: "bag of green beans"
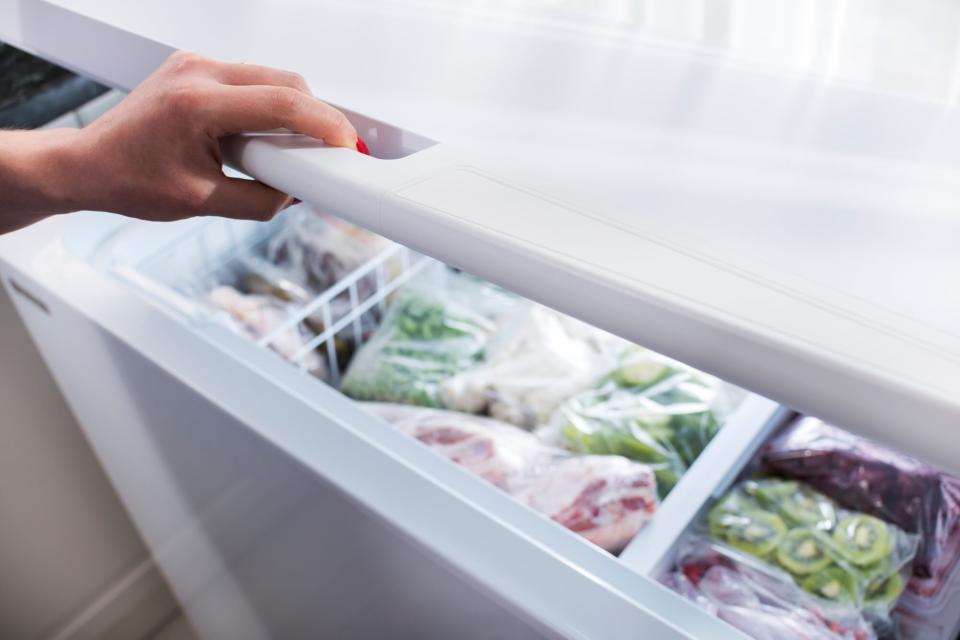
(340, 266, 519, 408)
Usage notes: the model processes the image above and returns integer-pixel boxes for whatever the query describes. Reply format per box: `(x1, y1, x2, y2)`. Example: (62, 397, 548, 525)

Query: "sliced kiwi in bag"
(780, 487, 837, 530)
(745, 478, 800, 503)
(776, 528, 833, 575)
(865, 573, 904, 609)
(832, 515, 890, 566)
(801, 566, 858, 603)
(745, 479, 837, 529)
(717, 510, 787, 558)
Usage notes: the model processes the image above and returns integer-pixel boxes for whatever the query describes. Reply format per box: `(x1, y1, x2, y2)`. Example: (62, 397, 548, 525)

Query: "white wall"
(0, 92, 178, 640)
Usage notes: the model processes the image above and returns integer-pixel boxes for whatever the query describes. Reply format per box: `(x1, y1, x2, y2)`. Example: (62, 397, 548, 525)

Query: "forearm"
(0, 128, 87, 233)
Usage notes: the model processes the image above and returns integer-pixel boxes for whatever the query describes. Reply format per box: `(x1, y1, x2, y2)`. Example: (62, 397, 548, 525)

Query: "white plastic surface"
(14, 0, 960, 473)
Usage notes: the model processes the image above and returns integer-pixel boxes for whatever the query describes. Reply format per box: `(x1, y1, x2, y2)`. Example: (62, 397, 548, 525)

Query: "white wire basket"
(120, 210, 433, 385)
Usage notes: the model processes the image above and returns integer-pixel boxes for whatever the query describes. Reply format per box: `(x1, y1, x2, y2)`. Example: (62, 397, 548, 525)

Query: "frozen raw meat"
(366, 404, 657, 552)
(664, 536, 876, 640)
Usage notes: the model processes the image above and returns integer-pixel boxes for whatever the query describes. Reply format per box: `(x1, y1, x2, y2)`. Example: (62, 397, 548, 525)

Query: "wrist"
(31, 127, 93, 215)
(0, 127, 91, 221)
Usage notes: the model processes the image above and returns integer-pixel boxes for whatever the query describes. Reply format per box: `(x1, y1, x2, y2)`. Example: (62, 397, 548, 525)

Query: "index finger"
(206, 84, 358, 148)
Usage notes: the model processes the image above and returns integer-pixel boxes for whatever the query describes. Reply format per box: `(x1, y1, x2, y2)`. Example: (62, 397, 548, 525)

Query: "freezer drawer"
(0, 209, 790, 639)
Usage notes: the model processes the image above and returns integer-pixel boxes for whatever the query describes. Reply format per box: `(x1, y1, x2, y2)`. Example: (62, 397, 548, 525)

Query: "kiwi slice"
(832, 515, 890, 566)
(865, 573, 904, 609)
(801, 566, 858, 603)
(717, 510, 788, 558)
(746, 480, 836, 528)
(780, 487, 837, 530)
(745, 478, 800, 503)
(776, 528, 833, 575)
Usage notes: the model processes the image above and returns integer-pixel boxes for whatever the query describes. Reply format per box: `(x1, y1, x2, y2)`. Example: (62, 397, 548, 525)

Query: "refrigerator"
(2, 1, 959, 638)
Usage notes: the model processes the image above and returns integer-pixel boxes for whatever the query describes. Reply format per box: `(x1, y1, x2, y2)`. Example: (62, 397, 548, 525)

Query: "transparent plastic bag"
(340, 267, 520, 407)
(364, 403, 658, 552)
(539, 347, 739, 497)
(208, 286, 325, 377)
(761, 417, 960, 598)
(664, 535, 877, 640)
(265, 206, 392, 295)
(705, 478, 918, 627)
(438, 304, 626, 429)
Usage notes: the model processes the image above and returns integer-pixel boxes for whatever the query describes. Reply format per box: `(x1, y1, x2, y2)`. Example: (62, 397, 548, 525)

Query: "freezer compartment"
(96, 207, 782, 556)
(653, 414, 960, 640)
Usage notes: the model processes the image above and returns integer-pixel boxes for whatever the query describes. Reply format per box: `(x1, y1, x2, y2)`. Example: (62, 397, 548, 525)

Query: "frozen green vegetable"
(340, 267, 518, 407)
(540, 347, 738, 497)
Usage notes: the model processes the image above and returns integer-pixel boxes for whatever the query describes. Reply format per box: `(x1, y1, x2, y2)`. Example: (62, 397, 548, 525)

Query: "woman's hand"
(0, 50, 359, 233)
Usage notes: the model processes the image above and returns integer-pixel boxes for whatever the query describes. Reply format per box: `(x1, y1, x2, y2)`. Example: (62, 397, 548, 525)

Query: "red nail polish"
(291, 198, 302, 205)
(356, 137, 370, 155)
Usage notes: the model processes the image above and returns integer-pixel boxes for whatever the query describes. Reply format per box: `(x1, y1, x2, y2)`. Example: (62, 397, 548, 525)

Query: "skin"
(0, 50, 359, 234)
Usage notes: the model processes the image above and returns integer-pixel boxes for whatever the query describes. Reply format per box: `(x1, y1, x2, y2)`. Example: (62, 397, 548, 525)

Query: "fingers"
(203, 176, 292, 221)
(164, 52, 310, 93)
(207, 84, 358, 148)
(217, 62, 311, 93)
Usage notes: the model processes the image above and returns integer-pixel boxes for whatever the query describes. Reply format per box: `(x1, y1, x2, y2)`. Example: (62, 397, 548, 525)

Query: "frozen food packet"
(265, 205, 394, 295)
(340, 266, 520, 408)
(539, 347, 742, 497)
(664, 535, 877, 640)
(438, 304, 626, 429)
(363, 403, 658, 553)
(760, 417, 960, 597)
(208, 286, 326, 377)
(704, 478, 918, 630)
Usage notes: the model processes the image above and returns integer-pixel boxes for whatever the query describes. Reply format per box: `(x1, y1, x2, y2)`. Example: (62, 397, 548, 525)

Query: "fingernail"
(356, 137, 370, 155)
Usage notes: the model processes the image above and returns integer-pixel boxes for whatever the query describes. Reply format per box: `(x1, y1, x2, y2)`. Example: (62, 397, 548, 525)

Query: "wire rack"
(127, 212, 433, 385)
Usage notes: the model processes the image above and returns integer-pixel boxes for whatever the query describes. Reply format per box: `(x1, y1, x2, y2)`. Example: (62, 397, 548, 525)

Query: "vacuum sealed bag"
(664, 535, 877, 640)
(365, 403, 658, 552)
(341, 267, 519, 408)
(539, 347, 739, 496)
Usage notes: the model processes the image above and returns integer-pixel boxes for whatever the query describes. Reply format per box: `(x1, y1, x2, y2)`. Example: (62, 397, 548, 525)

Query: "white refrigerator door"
(0, 217, 747, 639)
(12, 0, 960, 473)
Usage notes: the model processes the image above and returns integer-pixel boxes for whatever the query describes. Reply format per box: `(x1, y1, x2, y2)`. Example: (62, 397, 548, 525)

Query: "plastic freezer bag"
(439, 304, 626, 429)
(761, 417, 960, 598)
(208, 286, 325, 377)
(540, 347, 738, 496)
(340, 267, 519, 408)
(364, 403, 658, 552)
(664, 536, 876, 640)
(265, 205, 393, 295)
(705, 479, 918, 626)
